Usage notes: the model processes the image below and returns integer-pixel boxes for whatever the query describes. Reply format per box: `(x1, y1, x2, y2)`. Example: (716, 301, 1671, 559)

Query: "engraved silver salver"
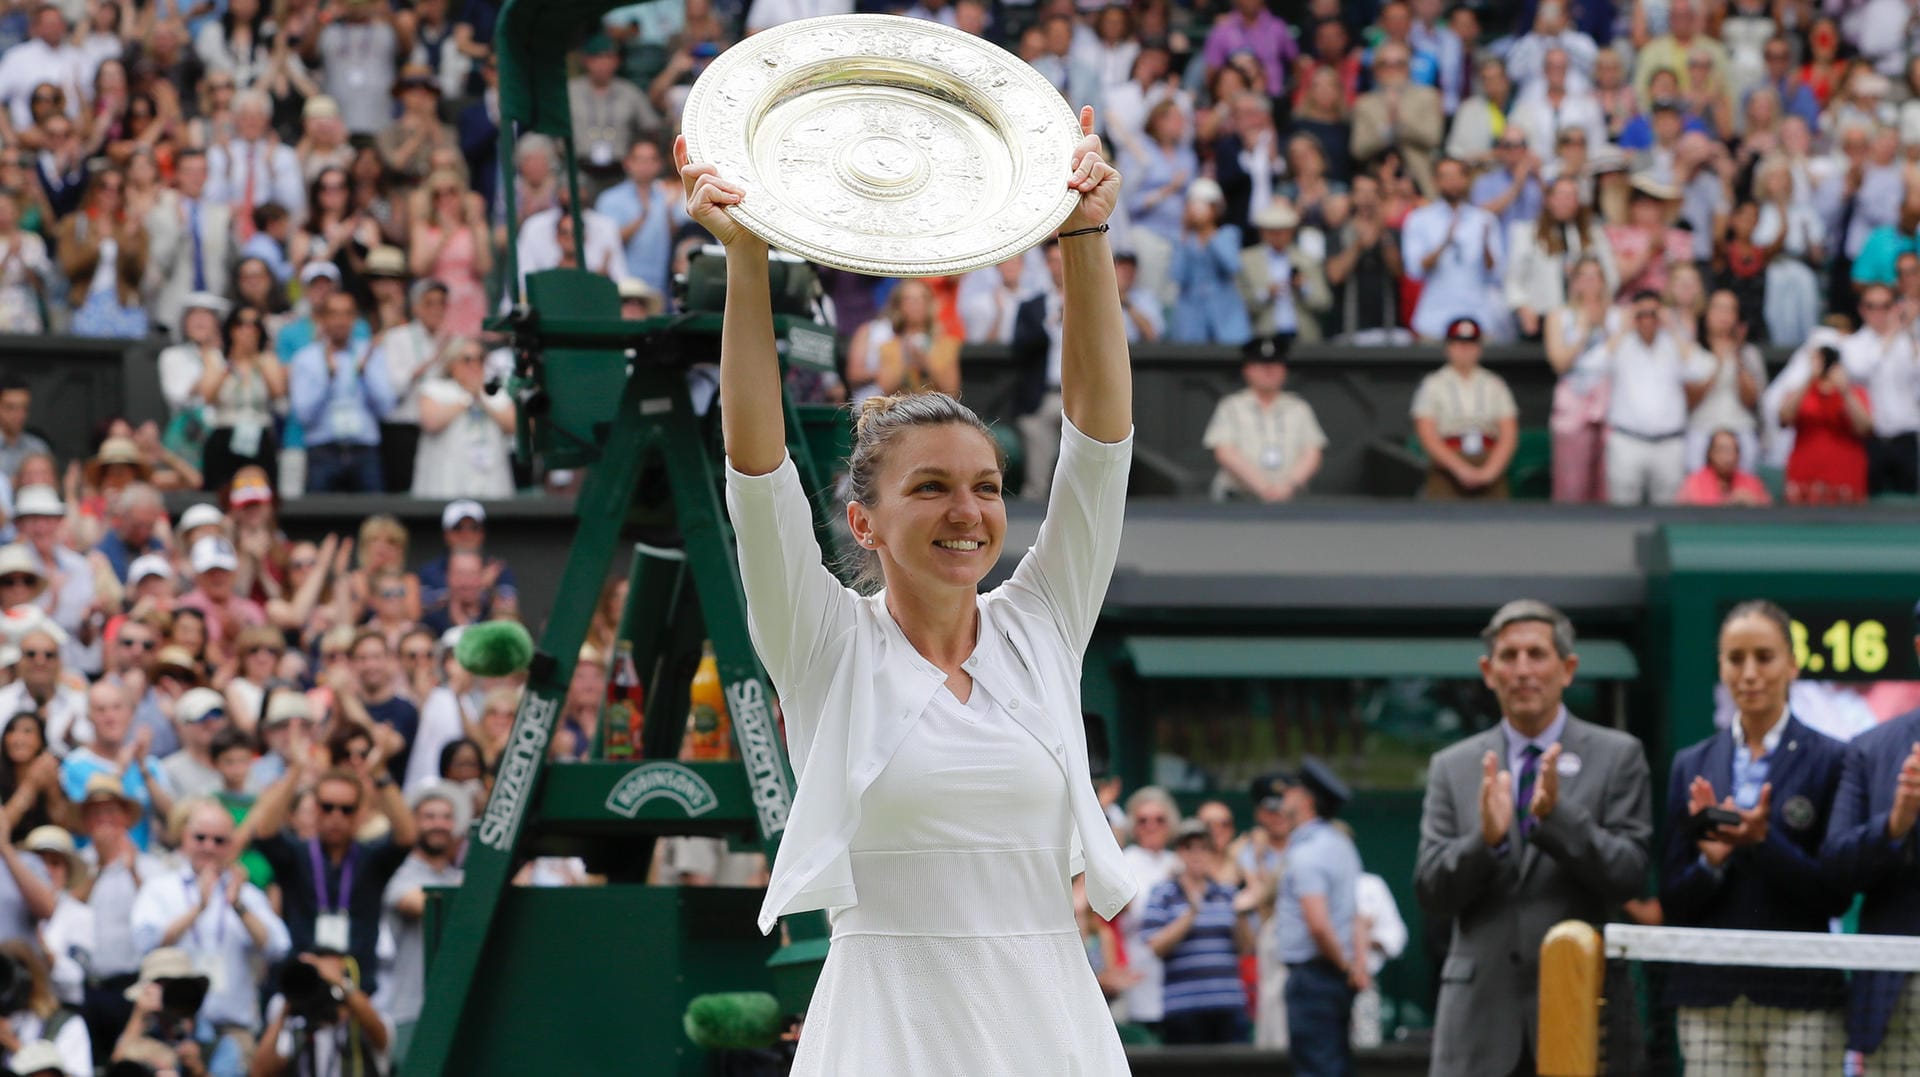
(681, 14, 1082, 277)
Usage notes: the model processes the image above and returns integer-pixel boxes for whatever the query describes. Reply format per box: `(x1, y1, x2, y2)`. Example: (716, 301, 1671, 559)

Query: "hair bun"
(852, 394, 899, 440)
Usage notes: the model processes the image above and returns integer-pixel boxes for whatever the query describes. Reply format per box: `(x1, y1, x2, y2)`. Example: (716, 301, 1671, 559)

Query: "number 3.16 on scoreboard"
(1784, 611, 1909, 679)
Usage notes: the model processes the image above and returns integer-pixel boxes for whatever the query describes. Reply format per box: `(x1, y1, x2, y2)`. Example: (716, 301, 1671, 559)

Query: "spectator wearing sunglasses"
(235, 740, 416, 996)
(1118, 787, 1183, 1033)
(132, 798, 290, 1070)
(0, 626, 88, 760)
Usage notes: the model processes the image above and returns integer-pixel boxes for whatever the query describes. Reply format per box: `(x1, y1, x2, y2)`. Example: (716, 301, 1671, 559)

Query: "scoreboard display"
(1780, 605, 1915, 681)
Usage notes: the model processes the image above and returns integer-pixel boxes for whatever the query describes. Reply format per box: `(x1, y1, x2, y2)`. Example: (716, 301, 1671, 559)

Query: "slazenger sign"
(477, 693, 557, 851)
(725, 678, 792, 836)
(605, 763, 719, 818)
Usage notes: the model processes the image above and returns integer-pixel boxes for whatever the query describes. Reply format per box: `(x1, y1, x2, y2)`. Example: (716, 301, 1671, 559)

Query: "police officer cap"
(1248, 772, 1296, 810)
(1298, 757, 1352, 816)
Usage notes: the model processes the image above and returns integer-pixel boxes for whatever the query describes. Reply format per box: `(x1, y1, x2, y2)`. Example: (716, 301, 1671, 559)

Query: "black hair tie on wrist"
(1059, 224, 1110, 239)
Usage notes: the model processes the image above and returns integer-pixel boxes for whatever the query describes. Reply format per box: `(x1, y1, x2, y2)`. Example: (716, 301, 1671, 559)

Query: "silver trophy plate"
(681, 14, 1082, 277)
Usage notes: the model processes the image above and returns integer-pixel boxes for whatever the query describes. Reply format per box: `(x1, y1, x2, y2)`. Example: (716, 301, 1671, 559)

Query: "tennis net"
(1540, 923, 1920, 1075)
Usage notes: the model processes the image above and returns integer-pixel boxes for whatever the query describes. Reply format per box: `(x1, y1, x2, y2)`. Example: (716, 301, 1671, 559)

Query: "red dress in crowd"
(1785, 383, 1870, 504)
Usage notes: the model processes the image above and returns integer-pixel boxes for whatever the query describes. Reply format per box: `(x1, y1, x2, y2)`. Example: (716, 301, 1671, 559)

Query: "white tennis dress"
(790, 683, 1132, 1075)
(726, 418, 1140, 1074)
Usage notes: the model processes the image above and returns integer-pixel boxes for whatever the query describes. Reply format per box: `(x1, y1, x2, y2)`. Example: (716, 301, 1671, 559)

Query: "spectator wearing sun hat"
(23, 826, 93, 1009)
(0, 543, 46, 615)
(1170, 178, 1254, 345)
(64, 689, 176, 855)
(1238, 200, 1331, 342)
(616, 276, 666, 319)
(8, 487, 98, 675)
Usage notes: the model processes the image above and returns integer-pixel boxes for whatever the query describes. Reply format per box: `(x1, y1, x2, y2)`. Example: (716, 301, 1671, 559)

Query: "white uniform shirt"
(725, 418, 1138, 935)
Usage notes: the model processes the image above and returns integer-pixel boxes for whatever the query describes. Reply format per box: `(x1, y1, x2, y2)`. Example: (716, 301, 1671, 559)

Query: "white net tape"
(1606, 924, 1920, 973)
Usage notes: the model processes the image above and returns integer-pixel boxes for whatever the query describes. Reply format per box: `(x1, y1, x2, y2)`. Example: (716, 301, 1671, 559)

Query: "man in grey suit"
(145, 148, 233, 336)
(1415, 600, 1653, 1076)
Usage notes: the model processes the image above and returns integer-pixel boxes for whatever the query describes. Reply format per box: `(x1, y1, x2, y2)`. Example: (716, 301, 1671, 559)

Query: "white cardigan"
(726, 418, 1139, 936)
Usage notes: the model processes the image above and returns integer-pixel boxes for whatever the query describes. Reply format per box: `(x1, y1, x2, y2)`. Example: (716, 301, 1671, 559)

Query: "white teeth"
(935, 540, 980, 551)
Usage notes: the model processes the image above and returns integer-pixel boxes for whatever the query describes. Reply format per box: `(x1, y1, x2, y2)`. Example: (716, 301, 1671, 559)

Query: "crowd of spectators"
(5, 0, 1920, 508)
(0, 372, 758, 1073)
(1085, 774, 1407, 1051)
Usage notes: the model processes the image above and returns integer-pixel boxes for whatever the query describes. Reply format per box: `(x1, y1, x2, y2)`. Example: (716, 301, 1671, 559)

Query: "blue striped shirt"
(1140, 878, 1246, 1016)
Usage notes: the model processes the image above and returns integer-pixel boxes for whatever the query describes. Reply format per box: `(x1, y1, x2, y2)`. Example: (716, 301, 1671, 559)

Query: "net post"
(1538, 919, 1604, 1077)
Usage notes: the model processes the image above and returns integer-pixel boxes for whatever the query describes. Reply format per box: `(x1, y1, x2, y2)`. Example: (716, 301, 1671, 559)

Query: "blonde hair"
(357, 514, 409, 565)
(842, 391, 1004, 592)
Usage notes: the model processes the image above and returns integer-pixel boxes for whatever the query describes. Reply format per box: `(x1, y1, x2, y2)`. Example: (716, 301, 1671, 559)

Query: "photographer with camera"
(232, 730, 414, 999)
(132, 801, 290, 1077)
(0, 939, 89, 1077)
(249, 951, 392, 1077)
(113, 949, 211, 1077)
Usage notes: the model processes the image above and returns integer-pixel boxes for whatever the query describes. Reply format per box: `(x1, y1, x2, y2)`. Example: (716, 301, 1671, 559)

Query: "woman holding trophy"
(676, 93, 1136, 1072)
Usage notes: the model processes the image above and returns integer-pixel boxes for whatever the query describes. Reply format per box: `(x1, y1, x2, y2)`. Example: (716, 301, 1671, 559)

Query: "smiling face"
(1480, 620, 1577, 728)
(847, 423, 1007, 597)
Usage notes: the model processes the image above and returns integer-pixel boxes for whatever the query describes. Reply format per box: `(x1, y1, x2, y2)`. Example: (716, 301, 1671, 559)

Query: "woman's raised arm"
(1057, 106, 1132, 444)
(674, 135, 786, 475)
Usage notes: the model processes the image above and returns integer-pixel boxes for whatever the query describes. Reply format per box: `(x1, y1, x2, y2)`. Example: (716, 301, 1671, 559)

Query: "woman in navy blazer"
(1659, 599, 1852, 1075)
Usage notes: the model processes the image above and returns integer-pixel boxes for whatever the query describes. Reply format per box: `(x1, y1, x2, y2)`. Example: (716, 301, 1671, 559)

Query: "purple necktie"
(1516, 745, 1542, 838)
